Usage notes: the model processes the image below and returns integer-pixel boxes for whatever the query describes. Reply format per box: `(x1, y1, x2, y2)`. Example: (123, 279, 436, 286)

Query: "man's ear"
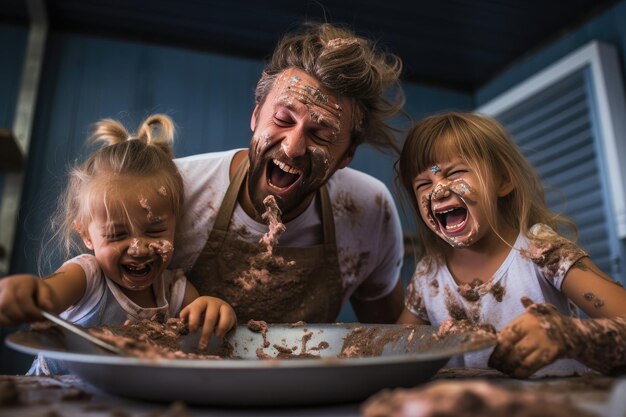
(250, 104, 260, 132)
(337, 143, 357, 170)
(497, 177, 514, 197)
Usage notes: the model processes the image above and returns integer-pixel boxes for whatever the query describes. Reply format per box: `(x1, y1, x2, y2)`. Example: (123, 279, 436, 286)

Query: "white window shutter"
(478, 41, 626, 280)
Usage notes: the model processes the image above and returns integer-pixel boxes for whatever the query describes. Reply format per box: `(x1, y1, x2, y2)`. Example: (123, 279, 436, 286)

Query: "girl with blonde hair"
(0, 114, 236, 374)
(397, 111, 626, 377)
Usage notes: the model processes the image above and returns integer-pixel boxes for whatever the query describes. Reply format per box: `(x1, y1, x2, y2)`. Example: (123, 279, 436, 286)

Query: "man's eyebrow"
(316, 117, 337, 131)
(275, 100, 339, 131)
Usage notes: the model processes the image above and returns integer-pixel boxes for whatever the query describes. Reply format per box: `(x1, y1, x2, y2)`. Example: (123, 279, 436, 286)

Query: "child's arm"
(178, 283, 237, 350)
(0, 262, 87, 326)
(490, 257, 626, 377)
(397, 307, 429, 325)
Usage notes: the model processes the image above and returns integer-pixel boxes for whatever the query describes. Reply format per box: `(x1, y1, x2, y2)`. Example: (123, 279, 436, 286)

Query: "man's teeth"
(273, 159, 300, 174)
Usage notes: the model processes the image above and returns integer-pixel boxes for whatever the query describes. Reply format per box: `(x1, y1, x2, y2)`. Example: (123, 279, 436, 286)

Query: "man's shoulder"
(175, 148, 241, 166)
(327, 167, 399, 232)
(174, 149, 243, 186)
(328, 167, 388, 193)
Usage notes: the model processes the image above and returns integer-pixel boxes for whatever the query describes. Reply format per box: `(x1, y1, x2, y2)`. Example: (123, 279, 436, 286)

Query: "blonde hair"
(45, 114, 183, 266)
(255, 22, 406, 154)
(396, 112, 576, 268)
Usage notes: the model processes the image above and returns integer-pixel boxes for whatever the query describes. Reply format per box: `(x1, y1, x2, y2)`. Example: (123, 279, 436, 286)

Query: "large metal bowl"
(6, 323, 494, 406)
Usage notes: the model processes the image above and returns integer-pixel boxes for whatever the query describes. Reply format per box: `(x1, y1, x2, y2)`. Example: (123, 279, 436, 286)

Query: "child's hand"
(488, 297, 579, 378)
(0, 274, 55, 326)
(179, 296, 237, 351)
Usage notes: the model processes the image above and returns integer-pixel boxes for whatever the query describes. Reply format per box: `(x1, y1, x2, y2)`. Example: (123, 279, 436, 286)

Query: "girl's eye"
(448, 169, 467, 178)
(147, 230, 166, 237)
(104, 233, 126, 241)
(414, 181, 431, 191)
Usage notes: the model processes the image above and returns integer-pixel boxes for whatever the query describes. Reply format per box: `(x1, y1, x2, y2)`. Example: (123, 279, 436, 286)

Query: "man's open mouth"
(267, 158, 303, 190)
(434, 206, 468, 233)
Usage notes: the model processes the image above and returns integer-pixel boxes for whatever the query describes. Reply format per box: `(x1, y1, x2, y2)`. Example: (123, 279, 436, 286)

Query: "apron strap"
(318, 185, 336, 246)
(210, 152, 336, 246)
(212, 155, 249, 231)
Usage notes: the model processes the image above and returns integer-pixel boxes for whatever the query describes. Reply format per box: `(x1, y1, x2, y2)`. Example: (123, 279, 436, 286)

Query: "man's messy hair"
(255, 22, 406, 154)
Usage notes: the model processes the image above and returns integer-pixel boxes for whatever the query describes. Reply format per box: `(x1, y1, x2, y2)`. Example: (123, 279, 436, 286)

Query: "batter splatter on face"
(421, 177, 480, 248)
(252, 131, 272, 157)
(247, 69, 352, 218)
(139, 194, 163, 223)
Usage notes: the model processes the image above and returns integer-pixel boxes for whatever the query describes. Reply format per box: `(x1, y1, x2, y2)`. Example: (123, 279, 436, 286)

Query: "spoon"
(40, 310, 123, 355)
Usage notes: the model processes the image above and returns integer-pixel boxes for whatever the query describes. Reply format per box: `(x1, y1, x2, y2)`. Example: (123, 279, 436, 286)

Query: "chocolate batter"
(489, 297, 626, 376)
(188, 158, 343, 323)
(362, 379, 597, 417)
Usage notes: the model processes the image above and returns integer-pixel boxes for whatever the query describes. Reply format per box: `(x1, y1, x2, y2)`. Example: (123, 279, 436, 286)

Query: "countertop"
(1, 369, 625, 417)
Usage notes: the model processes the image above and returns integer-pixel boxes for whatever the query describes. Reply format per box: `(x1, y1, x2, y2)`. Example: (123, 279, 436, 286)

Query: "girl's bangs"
(414, 133, 460, 175)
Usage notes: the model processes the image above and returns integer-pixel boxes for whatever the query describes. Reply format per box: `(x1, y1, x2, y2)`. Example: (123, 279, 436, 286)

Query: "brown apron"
(188, 158, 343, 323)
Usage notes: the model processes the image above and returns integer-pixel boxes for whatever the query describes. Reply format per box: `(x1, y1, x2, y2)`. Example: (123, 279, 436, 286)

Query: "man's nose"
(281, 128, 307, 158)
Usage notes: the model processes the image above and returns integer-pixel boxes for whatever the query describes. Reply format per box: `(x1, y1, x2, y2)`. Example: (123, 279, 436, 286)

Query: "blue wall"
(0, 25, 26, 129)
(0, 24, 27, 205)
(477, 1, 626, 105)
(475, 0, 626, 284)
(12, 32, 264, 275)
(4, 0, 626, 373)
(0, 23, 473, 373)
(6, 30, 473, 278)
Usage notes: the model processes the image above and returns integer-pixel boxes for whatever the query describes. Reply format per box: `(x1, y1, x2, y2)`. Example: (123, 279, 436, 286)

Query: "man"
(171, 22, 406, 323)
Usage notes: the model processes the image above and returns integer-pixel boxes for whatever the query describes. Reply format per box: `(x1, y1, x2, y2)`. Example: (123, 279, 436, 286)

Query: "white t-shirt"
(62, 254, 188, 325)
(29, 254, 188, 375)
(405, 224, 589, 376)
(172, 149, 403, 307)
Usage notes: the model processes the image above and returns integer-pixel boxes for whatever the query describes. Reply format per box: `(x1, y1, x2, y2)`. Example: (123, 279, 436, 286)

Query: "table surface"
(1, 369, 625, 417)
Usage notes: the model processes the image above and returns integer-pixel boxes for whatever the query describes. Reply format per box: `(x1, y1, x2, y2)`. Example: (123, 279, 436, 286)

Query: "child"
(397, 111, 626, 378)
(0, 114, 237, 374)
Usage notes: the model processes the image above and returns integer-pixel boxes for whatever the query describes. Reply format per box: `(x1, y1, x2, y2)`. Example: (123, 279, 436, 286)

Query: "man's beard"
(246, 146, 332, 219)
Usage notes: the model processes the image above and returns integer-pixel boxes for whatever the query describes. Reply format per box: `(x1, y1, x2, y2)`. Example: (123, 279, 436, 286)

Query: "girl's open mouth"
(435, 206, 468, 234)
(266, 158, 303, 192)
(122, 260, 154, 282)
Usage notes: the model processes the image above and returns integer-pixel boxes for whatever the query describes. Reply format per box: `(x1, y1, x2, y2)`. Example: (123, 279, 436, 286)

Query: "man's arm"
(351, 278, 404, 323)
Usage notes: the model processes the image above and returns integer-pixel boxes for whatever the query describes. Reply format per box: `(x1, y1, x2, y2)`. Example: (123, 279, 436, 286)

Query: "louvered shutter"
(478, 41, 626, 281)
(495, 71, 612, 273)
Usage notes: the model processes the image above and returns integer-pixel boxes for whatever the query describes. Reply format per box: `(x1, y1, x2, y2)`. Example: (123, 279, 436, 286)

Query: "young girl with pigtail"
(397, 111, 626, 378)
(0, 114, 236, 374)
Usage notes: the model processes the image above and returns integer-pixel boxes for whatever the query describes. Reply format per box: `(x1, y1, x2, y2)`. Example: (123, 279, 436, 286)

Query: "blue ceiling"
(1, 0, 619, 91)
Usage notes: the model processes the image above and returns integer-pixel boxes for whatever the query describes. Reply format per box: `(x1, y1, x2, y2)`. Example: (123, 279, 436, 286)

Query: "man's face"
(247, 68, 355, 219)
